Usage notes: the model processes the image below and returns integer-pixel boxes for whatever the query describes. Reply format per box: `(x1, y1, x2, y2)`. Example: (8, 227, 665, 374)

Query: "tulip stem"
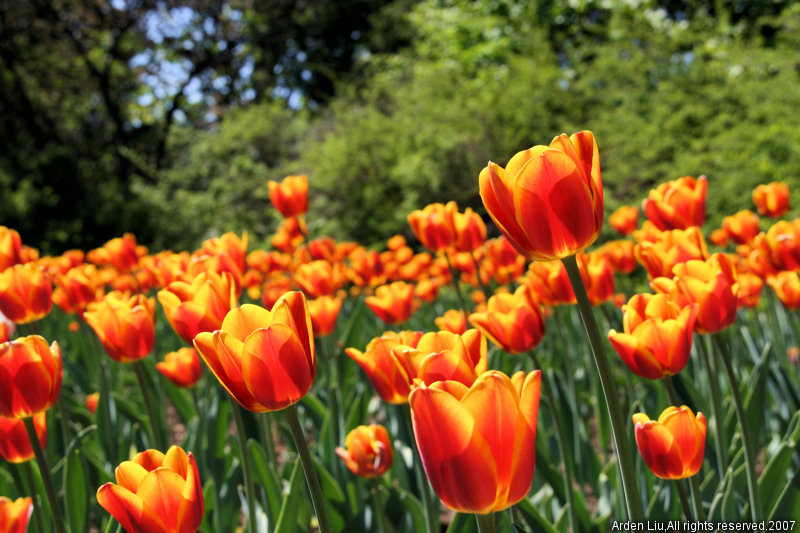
(697, 335, 727, 479)
(475, 512, 497, 533)
(403, 404, 439, 533)
(132, 361, 164, 450)
(23, 461, 46, 533)
(531, 353, 578, 533)
(24, 416, 67, 533)
(663, 375, 680, 406)
(712, 333, 762, 521)
(371, 481, 389, 533)
(675, 479, 694, 521)
(284, 404, 333, 533)
(230, 399, 259, 533)
(444, 250, 470, 317)
(562, 254, 644, 521)
(689, 474, 705, 521)
(470, 251, 490, 297)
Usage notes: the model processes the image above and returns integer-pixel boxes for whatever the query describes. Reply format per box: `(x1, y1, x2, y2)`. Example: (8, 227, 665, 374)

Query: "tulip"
(271, 217, 307, 252)
(752, 181, 790, 218)
(753, 219, 800, 272)
(0, 311, 13, 343)
(578, 252, 615, 306)
(199, 231, 248, 278)
(365, 281, 417, 325)
(0, 264, 53, 324)
(634, 226, 709, 279)
(609, 205, 639, 236)
(193, 292, 315, 412)
(346, 331, 423, 404)
(767, 271, 800, 309)
(88, 233, 142, 272)
(469, 285, 545, 354)
(633, 406, 706, 479)
(86, 392, 100, 415)
(269, 174, 309, 218)
(158, 272, 238, 345)
(408, 202, 458, 252)
(348, 248, 386, 287)
(308, 295, 343, 337)
(709, 228, 729, 247)
(435, 309, 468, 334)
(595, 240, 637, 274)
(0, 335, 62, 419)
(524, 261, 575, 305)
(97, 446, 204, 533)
(642, 176, 708, 231)
(84, 292, 155, 363)
(335, 424, 393, 478)
(0, 411, 46, 463)
(410, 370, 541, 514)
(608, 294, 698, 379)
(454, 207, 487, 252)
(156, 348, 203, 388)
(736, 272, 763, 308)
(479, 131, 602, 261)
(721, 210, 760, 245)
(392, 329, 488, 389)
(294, 260, 342, 298)
(0, 226, 23, 272)
(0, 497, 32, 533)
(52, 264, 102, 316)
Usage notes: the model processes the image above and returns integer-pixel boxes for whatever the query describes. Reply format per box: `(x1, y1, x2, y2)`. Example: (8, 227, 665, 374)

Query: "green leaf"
(398, 489, 427, 533)
(65, 449, 87, 533)
(760, 410, 800, 516)
(248, 439, 283, 523)
(515, 498, 560, 533)
(274, 459, 307, 533)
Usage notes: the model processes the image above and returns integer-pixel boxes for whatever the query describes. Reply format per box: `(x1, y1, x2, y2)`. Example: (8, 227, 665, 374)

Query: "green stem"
(664, 375, 681, 406)
(531, 353, 578, 533)
(444, 250, 469, 317)
(403, 404, 439, 533)
(697, 335, 727, 479)
(324, 335, 341, 472)
(561, 254, 644, 521)
(371, 481, 389, 533)
(689, 474, 705, 520)
(132, 361, 164, 450)
(475, 512, 497, 533)
(230, 399, 258, 533)
(470, 251, 490, 297)
(24, 416, 67, 533)
(675, 479, 694, 521)
(712, 333, 762, 521)
(23, 461, 45, 533)
(284, 404, 333, 533)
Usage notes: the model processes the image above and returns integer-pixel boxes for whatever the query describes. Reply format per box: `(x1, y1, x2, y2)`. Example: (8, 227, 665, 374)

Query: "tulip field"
(3, 131, 800, 533)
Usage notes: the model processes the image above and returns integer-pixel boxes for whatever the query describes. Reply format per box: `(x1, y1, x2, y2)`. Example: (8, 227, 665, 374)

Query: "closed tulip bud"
(85, 292, 155, 363)
(0, 411, 46, 463)
(479, 131, 602, 261)
(336, 424, 393, 478)
(609, 205, 639, 236)
(0, 226, 23, 272)
(410, 370, 541, 514)
(753, 181, 790, 218)
(408, 202, 458, 252)
(633, 406, 706, 479)
(156, 348, 203, 388)
(269, 174, 309, 218)
(634, 226, 709, 279)
(435, 309, 468, 334)
(469, 285, 545, 354)
(578, 253, 616, 306)
(308, 295, 343, 337)
(86, 392, 100, 415)
(97, 446, 204, 533)
(158, 272, 238, 345)
(194, 292, 315, 412)
(608, 294, 698, 379)
(453, 207, 487, 252)
(0, 496, 32, 533)
(0, 264, 53, 324)
(0, 336, 62, 419)
(642, 176, 708, 231)
(365, 281, 417, 325)
(346, 331, 423, 404)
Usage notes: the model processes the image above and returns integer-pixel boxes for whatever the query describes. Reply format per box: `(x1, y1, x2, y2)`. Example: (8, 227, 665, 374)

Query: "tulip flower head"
(336, 424, 394, 478)
(435, 309, 468, 334)
(84, 292, 156, 363)
(0, 496, 32, 533)
(392, 329, 488, 389)
(86, 392, 100, 415)
(609, 205, 639, 236)
(308, 295, 343, 337)
(469, 285, 545, 354)
(97, 446, 204, 533)
(634, 226, 709, 279)
(0, 263, 53, 324)
(194, 292, 316, 412)
(0, 411, 46, 463)
(479, 131, 602, 261)
(752, 181, 790, 218)
(0, 226, 23, 272)
(0, 335, 62, 419)
(269, 174, 309, 218)
(633, 406, 706, 479)
(365, 281, 417, 325)
(156, 348, 203, 388)
(767, 271, 800, 310)
(454, 207, 487, 252)
(410, 370, 541, 514)
(346, 330, 423, 404)
(642, 176, 708, 231)
(408, 202, 458, 252)
(721, 210, 761, 245)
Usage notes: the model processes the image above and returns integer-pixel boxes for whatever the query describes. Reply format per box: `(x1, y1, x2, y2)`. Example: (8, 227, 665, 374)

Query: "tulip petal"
(221, 304, 272, 343)
(97, 483, 148, 533)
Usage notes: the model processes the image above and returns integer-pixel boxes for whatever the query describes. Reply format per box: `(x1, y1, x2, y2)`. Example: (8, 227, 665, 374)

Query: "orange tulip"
(348, 248, 385, 287)
(88, 233, 142, 272)
(410, 370, 541, 514)
(767, 271, 800, 309)
(335, 424, 393, 478)
(578, 252, 615, 306)
(483, 237, 526, 285)
(608, 294, 698, 379)
(84, 292, 155, 363)
(609, 205, 639, 236)
(346, 331, 423, 404)
(524, 261, 575, 305)
(268, 174, 309, 218)
(0, 226, 23, 272)
(642, 176, 708, 231)
(365, 281, 417, 325)
(392, 329, 488, 389)
(721, 210, 760, 245)
(294, 260, 342, 298)
(736, 272, 763, 309)
(435, 309, 468, 334)
(650, 257, 737, 334)
(193, 292, 315, 412)
(753, 181, 790, 218)
(753, 219, 800, 272)
(156, 348, 203, 388)
(0, 411, 46, 463)
(271, 217, 307, 253)
(709, 228, 729, 247)
(52, 264, 102, 316)
(633, 406, 706, 479)
(86, 392, 100, 415)
(634, 226, 708, 279)
(479, 130, 602, 261)
(454, 207, 487, 252)
(97, 446, 203, 533)
(595, 240, 637, 274)
(408, 202, 457, 252)
(0, 264, 53, 324)
(0, 496, 32, 533)
(308, 295, 343, 337)
(469, 285, 545, 354)
(158, 272, 238, 345)
(0, 335, 62, 418)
